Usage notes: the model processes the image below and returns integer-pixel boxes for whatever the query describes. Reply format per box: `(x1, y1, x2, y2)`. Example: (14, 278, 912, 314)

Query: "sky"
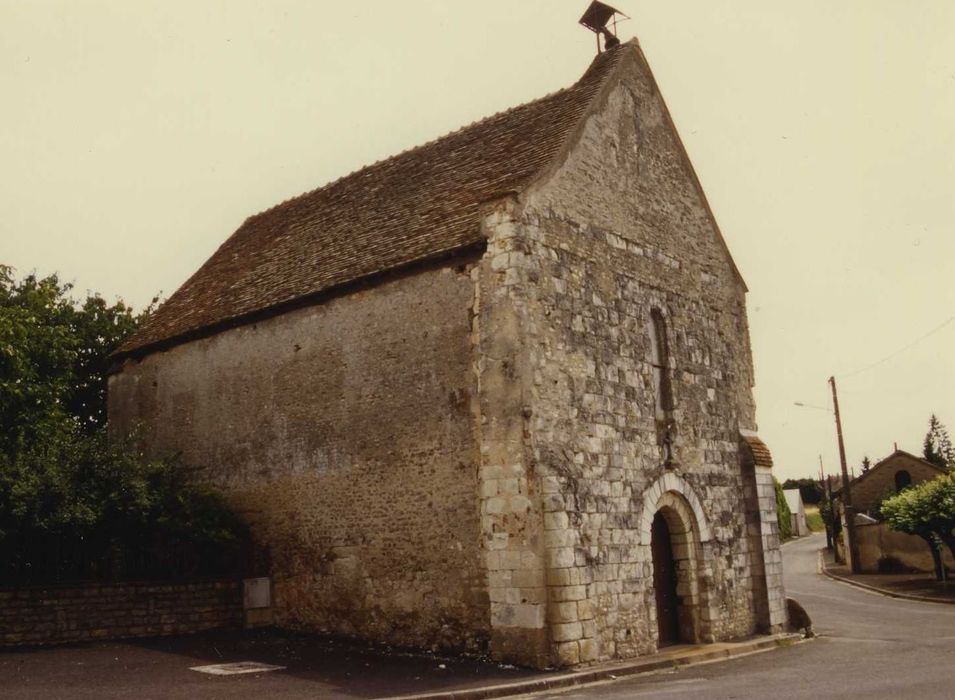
(2, 1, 953, 482)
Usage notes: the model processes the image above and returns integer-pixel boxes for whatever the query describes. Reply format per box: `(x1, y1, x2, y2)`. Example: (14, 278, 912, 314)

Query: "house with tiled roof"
(837, 449, 947, 517)
(109, 38, 786, 668)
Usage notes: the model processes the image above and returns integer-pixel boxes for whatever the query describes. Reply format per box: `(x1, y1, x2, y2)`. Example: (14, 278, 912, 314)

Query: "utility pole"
(825, 475, 835, 551)
(818, 455, 834, 551)
(829, 376, 860, 573)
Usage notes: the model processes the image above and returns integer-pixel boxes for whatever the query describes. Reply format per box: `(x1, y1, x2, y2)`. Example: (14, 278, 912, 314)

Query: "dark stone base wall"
(0, 580, 242, 647)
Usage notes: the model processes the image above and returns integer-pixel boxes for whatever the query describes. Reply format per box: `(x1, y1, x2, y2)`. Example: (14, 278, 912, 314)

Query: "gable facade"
(108, 40, 786, 669)
(470, 44, 784, 665)
(847, 450, 947, 516)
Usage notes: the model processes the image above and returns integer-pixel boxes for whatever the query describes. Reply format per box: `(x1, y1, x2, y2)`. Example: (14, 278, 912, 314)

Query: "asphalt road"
(529, 533, 955, 699)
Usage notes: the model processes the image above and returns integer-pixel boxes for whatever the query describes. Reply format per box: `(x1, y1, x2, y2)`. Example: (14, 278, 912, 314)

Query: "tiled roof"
(834, 449, 947, 495)
(117, 46, 625, 358)
(741, 435, 774, 469)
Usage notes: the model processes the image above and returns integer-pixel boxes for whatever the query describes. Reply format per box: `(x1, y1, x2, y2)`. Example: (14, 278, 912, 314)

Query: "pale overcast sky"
(2, 1, 953, 481)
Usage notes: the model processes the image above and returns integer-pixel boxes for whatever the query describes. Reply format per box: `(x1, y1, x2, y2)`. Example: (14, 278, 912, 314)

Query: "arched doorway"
(651, 511, 680, 646)
(640, 474, 716, 647)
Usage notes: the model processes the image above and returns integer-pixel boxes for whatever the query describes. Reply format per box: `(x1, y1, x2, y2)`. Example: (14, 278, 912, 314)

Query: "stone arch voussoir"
(640, 473, 716, 646)
(639, 473, 711, 547)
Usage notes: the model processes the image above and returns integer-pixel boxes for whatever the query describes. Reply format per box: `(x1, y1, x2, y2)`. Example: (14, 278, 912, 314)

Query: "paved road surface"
(529, 533, 955, 699)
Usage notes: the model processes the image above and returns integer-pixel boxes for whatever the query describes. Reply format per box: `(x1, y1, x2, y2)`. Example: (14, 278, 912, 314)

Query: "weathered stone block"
(551, 622, 583, 642)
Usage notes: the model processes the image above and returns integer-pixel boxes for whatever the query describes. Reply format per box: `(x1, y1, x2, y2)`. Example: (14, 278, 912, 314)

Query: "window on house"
(894, 470, 912, 491)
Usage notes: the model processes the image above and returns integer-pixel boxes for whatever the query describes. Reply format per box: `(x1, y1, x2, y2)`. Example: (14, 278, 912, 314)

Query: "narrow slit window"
(649, 309, 673, 419)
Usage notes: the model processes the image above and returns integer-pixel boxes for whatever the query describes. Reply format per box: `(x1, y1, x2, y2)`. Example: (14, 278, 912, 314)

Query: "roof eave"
(110, 240, 487, 368)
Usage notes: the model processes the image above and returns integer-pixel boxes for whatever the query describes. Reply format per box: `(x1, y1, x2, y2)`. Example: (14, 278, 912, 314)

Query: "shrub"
(881, 474, 955, 580)
(0, 267, 248, 584)
(0, 415, 249, 585)
(775, 477, 793, 540)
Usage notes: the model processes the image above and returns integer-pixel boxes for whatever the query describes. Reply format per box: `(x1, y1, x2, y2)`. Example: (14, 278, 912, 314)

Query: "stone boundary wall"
(855, 521, 955, 574)
(0, 580, 242, 647)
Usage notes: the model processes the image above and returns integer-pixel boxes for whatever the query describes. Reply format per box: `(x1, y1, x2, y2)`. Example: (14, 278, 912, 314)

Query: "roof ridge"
(246, 49, 620, 225)
(873, 448, 947, 471)
(115, 45, 626, 360)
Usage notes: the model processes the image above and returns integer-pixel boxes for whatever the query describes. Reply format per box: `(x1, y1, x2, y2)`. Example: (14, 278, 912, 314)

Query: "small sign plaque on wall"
(243, 577, 271, 610)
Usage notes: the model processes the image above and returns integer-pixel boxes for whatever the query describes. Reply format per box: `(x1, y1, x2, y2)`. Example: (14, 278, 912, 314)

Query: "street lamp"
(793, 401, 830, 412)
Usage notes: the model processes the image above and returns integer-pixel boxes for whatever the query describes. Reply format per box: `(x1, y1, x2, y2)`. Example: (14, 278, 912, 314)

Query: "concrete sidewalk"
(0, 628, 800, 700)
(383, 634, 801, 700)
(820, 549, 955, 604)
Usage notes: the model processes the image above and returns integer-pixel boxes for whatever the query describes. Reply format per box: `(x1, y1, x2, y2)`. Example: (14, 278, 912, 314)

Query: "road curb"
(818, 551, 955, 606)
(381, 633, 803, 700)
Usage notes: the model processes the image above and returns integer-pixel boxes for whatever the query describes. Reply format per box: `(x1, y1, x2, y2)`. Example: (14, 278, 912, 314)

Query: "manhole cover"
(190, 661, 286, 676)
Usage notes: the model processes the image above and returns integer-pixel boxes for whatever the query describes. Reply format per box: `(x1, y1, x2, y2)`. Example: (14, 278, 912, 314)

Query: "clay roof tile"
(117, 46, 625, 358)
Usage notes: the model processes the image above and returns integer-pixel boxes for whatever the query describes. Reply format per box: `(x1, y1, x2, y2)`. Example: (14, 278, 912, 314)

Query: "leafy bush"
(819, 495, 841, 541)
(0, 425, 248, 584)
(775, 477, 793, 540)
(0, 266, 248, 584)
(881, 474, 955, 580)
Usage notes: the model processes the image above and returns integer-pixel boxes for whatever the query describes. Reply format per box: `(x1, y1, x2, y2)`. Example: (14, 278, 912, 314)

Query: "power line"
(840, 313, 955, 381)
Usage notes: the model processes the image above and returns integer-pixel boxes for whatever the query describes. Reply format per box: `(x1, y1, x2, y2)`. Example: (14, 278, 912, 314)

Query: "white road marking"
(190, 661, 286, 675)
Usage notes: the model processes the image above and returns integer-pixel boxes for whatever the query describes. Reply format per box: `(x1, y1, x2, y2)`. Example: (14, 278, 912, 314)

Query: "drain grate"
(190, 661, 286, 676)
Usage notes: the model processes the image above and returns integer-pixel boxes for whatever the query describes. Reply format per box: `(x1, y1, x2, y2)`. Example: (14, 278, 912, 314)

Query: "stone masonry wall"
(483, 46, 772, 665)
(0, 580, 241, 647)
(850, 453, 944, 515)
(108, 263, 489, 654)
(855, 521, 955, 574)
(473, 211, 551, 668)
(751, 463, 787, 629)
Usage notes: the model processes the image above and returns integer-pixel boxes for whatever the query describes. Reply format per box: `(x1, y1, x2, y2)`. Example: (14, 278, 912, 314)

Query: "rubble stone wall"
(108, 263, 490, 654)
(0, 580, 241, 647)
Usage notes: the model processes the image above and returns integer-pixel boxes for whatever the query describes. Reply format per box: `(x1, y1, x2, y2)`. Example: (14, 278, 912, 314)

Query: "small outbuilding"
(782, 489, 809, 537)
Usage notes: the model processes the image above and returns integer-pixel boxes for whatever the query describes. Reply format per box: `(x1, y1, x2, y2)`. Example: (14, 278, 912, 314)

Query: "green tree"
(0, 268, 76, 456)
(775, 477, 793, 540)
(0, 267, 244, 584)
(0, 266, 153, 449)
(861, 456, 872, 473)
(880, 474, 955, 581)
(819, 493, 841, 544)
(923, 414, 954, 470)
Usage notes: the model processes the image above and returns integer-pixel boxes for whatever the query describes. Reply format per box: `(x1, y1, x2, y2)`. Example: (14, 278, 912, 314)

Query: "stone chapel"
(109, 39, 787, 668)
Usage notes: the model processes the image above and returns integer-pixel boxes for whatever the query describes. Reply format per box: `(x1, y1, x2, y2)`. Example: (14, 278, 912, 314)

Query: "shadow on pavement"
(0, 628, 550, 700)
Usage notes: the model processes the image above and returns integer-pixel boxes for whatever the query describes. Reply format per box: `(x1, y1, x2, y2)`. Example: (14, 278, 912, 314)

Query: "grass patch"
(805, 506, 825, 532)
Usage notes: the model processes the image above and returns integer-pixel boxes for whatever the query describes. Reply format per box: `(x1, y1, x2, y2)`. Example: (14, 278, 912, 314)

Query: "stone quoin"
(108, 39, 787, 669)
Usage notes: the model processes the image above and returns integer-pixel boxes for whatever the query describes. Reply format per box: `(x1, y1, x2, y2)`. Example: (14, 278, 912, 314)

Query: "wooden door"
(651, 512, 680, 647)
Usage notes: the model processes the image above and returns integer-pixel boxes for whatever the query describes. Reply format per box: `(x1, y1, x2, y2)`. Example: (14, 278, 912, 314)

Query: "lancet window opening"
(649, 308, 675, 463)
